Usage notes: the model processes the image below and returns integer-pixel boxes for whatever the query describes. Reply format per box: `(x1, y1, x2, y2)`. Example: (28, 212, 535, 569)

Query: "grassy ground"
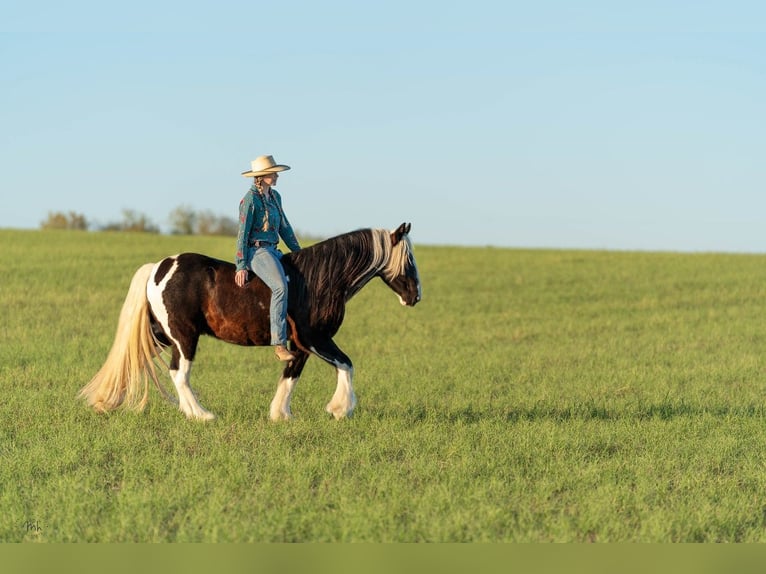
(2, 228, 766, 542)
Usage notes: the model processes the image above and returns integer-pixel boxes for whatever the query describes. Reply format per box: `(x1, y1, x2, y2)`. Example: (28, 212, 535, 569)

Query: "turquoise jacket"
(235, 185, 301, 271)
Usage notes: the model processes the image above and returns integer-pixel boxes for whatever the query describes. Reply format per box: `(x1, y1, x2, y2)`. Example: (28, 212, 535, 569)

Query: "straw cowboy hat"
(241, 155, 291, 177)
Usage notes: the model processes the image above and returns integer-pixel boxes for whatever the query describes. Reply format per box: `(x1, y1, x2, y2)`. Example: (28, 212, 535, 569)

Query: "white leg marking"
(270, 374, 298, 421)
(147, 258, 214, 421)
(325, 363, 356, 420)
(146, 258, 178, 333)
(170, 358, 215, 421)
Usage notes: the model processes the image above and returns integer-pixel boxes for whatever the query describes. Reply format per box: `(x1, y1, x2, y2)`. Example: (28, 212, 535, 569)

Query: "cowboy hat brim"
(241, 165, 291, 177)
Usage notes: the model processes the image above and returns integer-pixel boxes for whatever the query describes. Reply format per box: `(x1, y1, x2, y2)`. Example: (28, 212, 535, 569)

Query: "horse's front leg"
(310, 340, 356, 420)
(269, 350, 309, 421)
(327, 361, 356, 420)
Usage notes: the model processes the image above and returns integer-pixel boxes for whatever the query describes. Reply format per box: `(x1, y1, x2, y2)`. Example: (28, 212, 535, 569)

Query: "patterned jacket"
(235, 185, 301, 271)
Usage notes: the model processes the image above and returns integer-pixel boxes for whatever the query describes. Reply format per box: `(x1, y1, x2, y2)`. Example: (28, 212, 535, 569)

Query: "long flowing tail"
(79, 263, 163, 412)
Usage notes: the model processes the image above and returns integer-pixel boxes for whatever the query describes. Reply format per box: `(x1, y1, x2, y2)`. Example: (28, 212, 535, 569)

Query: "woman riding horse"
(235, 155, 301, 362)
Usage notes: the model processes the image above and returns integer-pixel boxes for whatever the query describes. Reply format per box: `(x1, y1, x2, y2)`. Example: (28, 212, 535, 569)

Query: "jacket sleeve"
(235, 193, 254, 270)
(275, 192, 301, 252)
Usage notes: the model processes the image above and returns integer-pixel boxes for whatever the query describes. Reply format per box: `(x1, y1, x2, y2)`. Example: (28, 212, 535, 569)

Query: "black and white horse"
(80, 223, 421, 421)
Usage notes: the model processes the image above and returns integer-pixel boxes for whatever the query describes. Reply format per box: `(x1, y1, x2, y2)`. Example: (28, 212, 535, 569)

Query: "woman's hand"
(235, 269, 248, 287)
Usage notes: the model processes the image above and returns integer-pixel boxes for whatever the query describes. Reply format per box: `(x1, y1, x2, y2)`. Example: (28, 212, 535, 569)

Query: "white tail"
(79, 263, 164, 412)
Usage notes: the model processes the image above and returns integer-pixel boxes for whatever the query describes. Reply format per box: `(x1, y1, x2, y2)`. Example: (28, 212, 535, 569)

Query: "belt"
(250, 240, 276, 248)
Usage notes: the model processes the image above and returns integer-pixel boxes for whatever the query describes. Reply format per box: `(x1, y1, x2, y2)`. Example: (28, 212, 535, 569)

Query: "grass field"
(2, 228, 766, 542)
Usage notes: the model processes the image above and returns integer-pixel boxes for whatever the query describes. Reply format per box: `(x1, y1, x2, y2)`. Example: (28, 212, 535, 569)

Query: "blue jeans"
(248, 246, 289, 345)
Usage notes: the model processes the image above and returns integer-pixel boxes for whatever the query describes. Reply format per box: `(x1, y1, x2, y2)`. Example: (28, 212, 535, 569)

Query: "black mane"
(283, 228, 381, 327)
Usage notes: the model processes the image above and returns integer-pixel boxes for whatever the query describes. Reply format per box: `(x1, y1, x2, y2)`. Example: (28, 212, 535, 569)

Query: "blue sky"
(2, 0, 763, 251)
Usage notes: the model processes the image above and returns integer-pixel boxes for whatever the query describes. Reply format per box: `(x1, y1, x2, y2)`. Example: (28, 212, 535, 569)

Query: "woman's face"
(262, 173, 279, 186)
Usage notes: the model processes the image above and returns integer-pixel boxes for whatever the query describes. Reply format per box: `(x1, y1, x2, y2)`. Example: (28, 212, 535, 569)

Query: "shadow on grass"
(385, 401, 766, 424)
(501, 401, 766, 422)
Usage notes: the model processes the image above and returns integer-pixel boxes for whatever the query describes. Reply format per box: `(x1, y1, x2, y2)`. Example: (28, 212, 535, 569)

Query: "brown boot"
(275, 345, 296, 362)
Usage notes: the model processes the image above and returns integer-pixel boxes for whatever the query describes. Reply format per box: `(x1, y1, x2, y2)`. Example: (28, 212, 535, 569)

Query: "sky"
(1, 0, 764, 252)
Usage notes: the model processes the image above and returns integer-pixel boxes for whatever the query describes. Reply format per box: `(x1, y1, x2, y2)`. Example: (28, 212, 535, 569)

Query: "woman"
(235, 155, 302, 361)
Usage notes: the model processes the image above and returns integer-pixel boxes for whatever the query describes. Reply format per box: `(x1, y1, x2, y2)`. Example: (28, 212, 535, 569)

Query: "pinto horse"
(79, 223, 421, 421)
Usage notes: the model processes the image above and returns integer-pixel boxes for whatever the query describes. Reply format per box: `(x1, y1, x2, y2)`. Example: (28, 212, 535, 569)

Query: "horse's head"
(379, 222, 422, 307)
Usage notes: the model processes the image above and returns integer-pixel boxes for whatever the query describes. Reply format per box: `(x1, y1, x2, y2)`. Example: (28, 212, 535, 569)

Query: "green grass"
(2, 228, 766, 541)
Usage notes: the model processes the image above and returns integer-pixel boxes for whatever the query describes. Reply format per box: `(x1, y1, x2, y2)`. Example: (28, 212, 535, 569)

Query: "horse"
(79, 223, 421, 421)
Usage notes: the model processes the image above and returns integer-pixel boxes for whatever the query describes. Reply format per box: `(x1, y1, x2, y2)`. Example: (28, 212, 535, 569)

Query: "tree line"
(40, 206, 239, 236)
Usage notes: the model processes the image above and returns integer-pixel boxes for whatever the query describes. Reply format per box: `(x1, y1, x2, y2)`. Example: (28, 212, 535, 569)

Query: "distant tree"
(168, 206, 237, 236)
(169, 205, 197, 235)
(101, 209, 160, 233)
(196, 210, 238, 236)
(40, 211, 88, 230)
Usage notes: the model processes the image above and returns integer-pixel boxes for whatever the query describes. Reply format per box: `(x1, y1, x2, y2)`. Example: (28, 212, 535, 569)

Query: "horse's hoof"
(326, 406, 351, 420)
(186, 410, 216, 422)
(269, 411, 293, 422)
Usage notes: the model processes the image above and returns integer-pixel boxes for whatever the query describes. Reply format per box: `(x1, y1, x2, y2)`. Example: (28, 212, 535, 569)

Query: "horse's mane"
(283, 228, 412, 323)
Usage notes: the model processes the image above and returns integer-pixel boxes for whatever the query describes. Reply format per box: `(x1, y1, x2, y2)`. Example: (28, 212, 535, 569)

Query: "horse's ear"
(392, 222, 410, 246)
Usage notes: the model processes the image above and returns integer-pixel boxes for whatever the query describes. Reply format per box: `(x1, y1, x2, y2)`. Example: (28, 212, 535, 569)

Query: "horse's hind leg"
(270, 351, 309, 421)
(169, 346, 215, 421)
